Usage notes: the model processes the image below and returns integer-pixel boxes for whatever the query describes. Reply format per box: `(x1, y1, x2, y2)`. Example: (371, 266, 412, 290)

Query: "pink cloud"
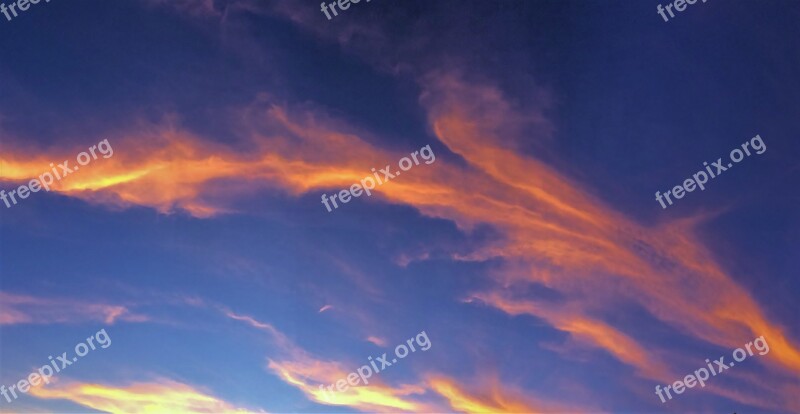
(0, 291, 147, 326)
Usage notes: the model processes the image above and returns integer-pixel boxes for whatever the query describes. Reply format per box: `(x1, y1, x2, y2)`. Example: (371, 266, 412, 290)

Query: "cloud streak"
(1, 49, 797, 412)
(428, 375, 591, 414)
(29, 379, 260, 414)
(0, 291, 147, 326)
(224, 309, 594, 413)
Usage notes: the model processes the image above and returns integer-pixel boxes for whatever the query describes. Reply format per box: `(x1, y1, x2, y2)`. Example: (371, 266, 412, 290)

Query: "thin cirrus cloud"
(427, 375, 592, 414)
(145, 0, 800, 378)
(0, 291, 147, 326)
(2, 73, 799, 410)
(224, 309, 591, 413)
(28, 379, 262, 414)
(222, 308, 433, 413)
(245, 8, 800, 386)
(1, 1, 793, 413)
(365, 336, 387, 347)
(414, 74, 800, 409)
(268, 358, 430, 414)
(0, 103, 399, 217)
(464, 292, 673, 382)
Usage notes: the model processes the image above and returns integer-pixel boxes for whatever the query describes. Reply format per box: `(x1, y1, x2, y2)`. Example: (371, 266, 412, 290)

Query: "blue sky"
(1, 0, 798, 412)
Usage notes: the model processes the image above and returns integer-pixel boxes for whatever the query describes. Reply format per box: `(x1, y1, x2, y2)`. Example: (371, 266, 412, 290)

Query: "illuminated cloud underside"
(226, 310, 582, 413)
(29, 380, 261, 414)
(2, 76, 798, 411)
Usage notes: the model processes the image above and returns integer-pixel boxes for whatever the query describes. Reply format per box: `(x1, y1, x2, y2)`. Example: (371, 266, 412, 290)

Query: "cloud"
(222, 308, 598, 413)
(0, 291, 147, 326)
(427, 375, 592, 414)
(0, 105, 399, 217)
(28, 379, 261, 414)
(268, 358, 429, 413)
(213, 74, 800, 408)
(366, 336, 387, 347)
(466, 292, 673, 382)
(422, 74, 800, 362)
(2, 59, 798, 411)
(221, 309, 432, 413)
(412, 74, 800, 407)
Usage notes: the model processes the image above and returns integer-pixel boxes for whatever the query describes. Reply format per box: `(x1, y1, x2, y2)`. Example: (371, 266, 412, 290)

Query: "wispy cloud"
(415, 73, 800, 406)
(365, 336, 387, 347)
(466, 293, 673, 382)
(29, 379, 262, 414)
(268, 358, 429, 413)
(0, 291, 147, 326)
(0, 105, 395, 217)
(428, 375, 593, 414)
(2, 41, 797, 412)
(221, 309, 432, 412)
(221, 309, 597, 413)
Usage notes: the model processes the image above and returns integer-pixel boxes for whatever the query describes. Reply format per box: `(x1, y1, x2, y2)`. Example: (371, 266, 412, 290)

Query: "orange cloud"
(221, 309, 432, 413)
(0, 291, 147, 326)
(466, 293, 674, 382)
(416, 74, 800, 370)
(29, 380, 261, 414)
(427, 375, 591, 414)
(0, 107, 398, 217)
(3, 72, 799, 410)
(262, 75, 800, 407)
(221, 308, 599, 413)
(268, 358, 429, 413)
(412, 74, 800, 408)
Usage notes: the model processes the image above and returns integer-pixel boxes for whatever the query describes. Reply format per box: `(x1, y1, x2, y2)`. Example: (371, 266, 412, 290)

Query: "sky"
(0, 0, 799, 413)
